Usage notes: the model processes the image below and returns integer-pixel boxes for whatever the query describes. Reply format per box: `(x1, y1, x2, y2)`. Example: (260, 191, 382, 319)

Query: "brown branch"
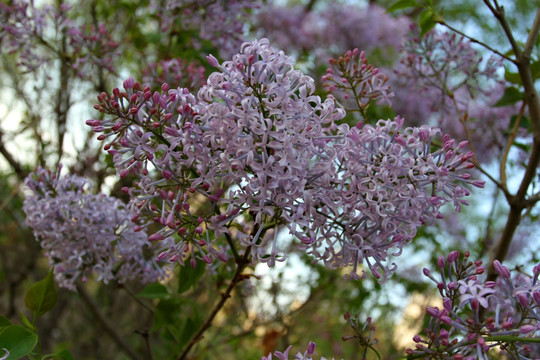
(177, 246, 252, 360)
(486, 4, 540, 282)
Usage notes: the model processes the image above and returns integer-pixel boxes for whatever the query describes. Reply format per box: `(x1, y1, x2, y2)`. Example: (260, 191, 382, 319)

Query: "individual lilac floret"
(408, 251, 540, 359)
(23, 167, 172, 290)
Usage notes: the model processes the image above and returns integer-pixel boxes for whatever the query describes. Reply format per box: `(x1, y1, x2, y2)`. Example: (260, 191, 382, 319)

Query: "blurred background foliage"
(0, 0, 538, 359)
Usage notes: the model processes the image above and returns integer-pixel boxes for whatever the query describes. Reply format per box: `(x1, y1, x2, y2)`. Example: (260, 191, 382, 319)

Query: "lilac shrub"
(87, 39, 483, 282)
(23, 166, 171, 290)
(408, 251, 540, 359)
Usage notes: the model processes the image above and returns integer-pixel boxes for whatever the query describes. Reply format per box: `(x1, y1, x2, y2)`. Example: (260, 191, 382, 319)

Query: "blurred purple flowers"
(23, 166, 171, 290)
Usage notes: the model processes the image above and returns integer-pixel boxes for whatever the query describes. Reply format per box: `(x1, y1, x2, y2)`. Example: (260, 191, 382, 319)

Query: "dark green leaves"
(24, 270, 57, 316)
(177, 260, 206, 294)
(387, 0, 418, 13)
(495, 86, 524, 107)
(137, 282, 169, 299)
(0, 325, 38, 360)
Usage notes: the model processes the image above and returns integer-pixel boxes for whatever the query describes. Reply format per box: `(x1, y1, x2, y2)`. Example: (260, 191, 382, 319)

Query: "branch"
(76, 284, 144, 360)
(437, 20, 516, 63)
(486, 3, 540, 281)
(176, 246, 252, 360)
(0, 130, 28, 181)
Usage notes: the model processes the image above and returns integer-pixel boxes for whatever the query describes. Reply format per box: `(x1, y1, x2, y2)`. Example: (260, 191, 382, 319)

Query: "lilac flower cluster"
(0, 0, 119, 78)
(0, 0, 56, 72)
(68, 22, 120, 80)
(150, 0, 260, 59)
(88, 39, 483, 281)
(256, 3, 410, 61)
(408, 251, 540, 359)
(392, 29, 515, 163)
(322, 48, 393, 116)
(23, 167, 171, 290)
(300, 117, 484, 281)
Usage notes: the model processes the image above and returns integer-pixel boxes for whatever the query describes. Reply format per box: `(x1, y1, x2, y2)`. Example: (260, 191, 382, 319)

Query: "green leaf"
(387, 0, 418, 12)
(0, 316, 11, 330)
(24, 270, 57, 316)
(495, 87, 524, 107)
(419, 9, 437, 36)
(152, 299, 182, 331)
(42, 349, 75, 360)
(178, 317, 198, 349)
(504, 67, 521, 84)
(513, 141, 531, 152)
(0, 325, 38, 359)
(177, 260, 206, 294)
(137, 282, 169, 299)
(509, 114, 531, 131)
(531, 60, 540, 80)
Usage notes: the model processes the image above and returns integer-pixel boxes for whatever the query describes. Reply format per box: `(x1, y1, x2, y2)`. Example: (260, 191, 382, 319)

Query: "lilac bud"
(437, 255, 445, 269)
(426, 306, 439, 317)
(493, 260, 511, 279)
(533, 291, 540, 304)
(148, 233, 164, 242)
(443, 298, 452, 312)
(517, 293, 529, 308)
(520, 325, 536, 334)
(440, 315, 452, 325)
(307, 341, 316, 354)
(206, 54, 220, 67)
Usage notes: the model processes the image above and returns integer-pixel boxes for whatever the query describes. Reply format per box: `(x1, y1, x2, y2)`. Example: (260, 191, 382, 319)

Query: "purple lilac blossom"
(0, 0, 57, 72)
(408, 251, 540, 359)
(0, 0, 119, 78)
(256, 3, 409, 61)
(392, 28, 517, 164)
(23, 166, 172, 290)
(88, 39, 483, 282)
(68, 21, 120, 80)
(149, 0, 260, 59)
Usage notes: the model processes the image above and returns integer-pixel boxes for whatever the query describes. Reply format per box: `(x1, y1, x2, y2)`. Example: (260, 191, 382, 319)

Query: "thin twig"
(438, 20, 516, 63)
(176, 246, 252, 360)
